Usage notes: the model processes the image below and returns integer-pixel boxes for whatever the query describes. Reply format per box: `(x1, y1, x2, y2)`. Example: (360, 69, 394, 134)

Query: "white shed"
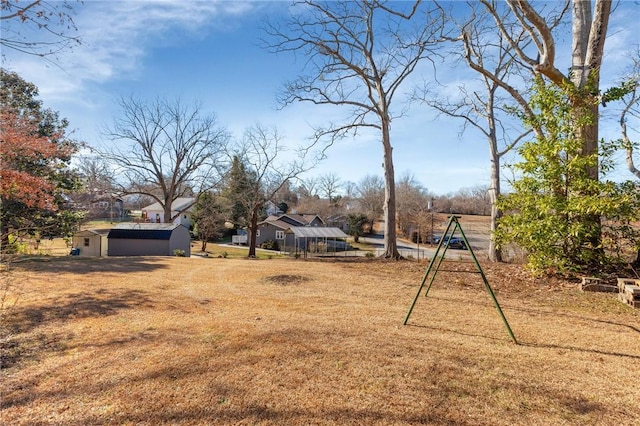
(71, 230, 107, 257)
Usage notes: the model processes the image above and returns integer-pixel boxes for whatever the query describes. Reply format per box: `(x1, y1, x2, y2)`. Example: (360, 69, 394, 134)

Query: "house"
(71, 230, 107, 257)
(141, 197, 195, 226)
(107, 223, 191, 257)
(66, 191, 125, 220)
(252, 213, 349, 255)
(253, 214, 325, 248)
(91, 194, 125, 220)
(264, 200, 284, 216)
(325, 214, 350, 233)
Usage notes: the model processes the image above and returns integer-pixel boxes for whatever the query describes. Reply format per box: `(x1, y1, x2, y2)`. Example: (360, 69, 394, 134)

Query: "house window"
(84, 238, 90, 247)
(275, 230, 284, 240)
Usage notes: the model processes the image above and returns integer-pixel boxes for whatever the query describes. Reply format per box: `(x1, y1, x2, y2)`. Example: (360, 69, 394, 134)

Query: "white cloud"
(2, 0, 260, 103)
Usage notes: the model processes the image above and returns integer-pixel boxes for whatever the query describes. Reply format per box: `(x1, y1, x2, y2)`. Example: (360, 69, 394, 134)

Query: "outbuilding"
(285, 226, 349, 258)
(107, 223, 191, 257)
(71, 230, 107, 257)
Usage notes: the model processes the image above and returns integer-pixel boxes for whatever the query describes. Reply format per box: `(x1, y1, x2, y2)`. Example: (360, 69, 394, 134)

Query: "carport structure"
(285, 226, 349, 258)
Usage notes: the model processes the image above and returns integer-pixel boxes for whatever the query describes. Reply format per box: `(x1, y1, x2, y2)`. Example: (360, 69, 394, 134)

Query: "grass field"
(1, 255, 639, 425)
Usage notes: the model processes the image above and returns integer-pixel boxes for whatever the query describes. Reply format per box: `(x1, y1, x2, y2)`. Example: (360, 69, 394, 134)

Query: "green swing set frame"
(403, 215, 518, 344)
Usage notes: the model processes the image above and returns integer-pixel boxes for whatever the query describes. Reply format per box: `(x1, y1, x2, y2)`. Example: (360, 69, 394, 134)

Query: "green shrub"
(5, 235, 28, 255)
(173, 249, 186, 257)
(260, 240, 280, 251)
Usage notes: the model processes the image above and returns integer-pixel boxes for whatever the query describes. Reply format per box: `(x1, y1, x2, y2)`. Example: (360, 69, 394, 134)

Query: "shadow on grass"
(499, 302, 640, 334)
(406, 294, 640, 360)
(2, 324, 624, 425)
(1, 288, 154, 369)
(64, 405, 478, 426)
(3, 327, 479, 426)
(11, 256, 171, 275)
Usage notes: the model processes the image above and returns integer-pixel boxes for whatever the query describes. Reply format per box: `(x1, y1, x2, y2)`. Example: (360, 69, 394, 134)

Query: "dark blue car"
(433, 235, 468, 250)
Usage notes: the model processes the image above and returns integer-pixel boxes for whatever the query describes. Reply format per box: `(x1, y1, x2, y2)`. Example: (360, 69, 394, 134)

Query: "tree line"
(2, 0, 639, 275)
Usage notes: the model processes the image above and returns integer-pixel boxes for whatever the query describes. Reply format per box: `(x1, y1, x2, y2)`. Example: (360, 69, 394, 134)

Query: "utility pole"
(428, 198, 434, 246)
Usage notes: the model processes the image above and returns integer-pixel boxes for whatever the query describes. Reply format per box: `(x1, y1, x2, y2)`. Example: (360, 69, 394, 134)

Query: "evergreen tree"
(347, 213, 368, 243)
(192, 191, 230, 252)
(220, 156, 256, 228)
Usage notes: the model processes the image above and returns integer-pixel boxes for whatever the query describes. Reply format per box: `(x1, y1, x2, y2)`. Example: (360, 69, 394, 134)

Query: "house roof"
(107, 223, 183, 240)
(142, 197, 196, 213)
(286, 226, 348, 239)
(289, 214, 324, 224)
(261, 213, 325, 228)
(259, 219, 293, 230)
(74, 230, 104, 237)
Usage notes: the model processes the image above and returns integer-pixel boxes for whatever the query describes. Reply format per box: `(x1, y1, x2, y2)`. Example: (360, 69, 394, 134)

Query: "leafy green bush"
(5, 235, 28, 255)
(173, 249, 186, 257)
(496, 79, 639, 275)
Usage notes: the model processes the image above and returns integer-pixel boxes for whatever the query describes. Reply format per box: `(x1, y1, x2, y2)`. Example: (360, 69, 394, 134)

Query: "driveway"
(359, 226, 490, 260)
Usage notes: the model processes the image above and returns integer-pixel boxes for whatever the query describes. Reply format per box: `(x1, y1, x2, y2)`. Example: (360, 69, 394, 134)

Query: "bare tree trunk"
(624, 140, 640, 179)
(620, 77, 640, 179)
(163, 202, 172, 224)
(248, 207, 259, 258)
(381, 118, 399, 259)
(0, 220, 9, 260)
(488, 153, 502, 263)
(568, 0, 611, 263)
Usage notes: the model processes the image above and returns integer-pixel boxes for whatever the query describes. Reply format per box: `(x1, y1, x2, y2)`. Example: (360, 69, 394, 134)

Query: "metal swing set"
(403, 215, 518, 345)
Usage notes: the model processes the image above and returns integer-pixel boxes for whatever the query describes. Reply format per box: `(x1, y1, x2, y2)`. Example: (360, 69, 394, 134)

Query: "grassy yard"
(1, 256, 639, 425)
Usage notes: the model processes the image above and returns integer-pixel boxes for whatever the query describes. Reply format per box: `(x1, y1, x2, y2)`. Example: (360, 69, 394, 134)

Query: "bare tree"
(342, 180, 357, 199)
(614, 53, 640, 265)
(265, 0, 448, 259)
(100, 96, 229, 223)
(420, 2, 534, 261)
(395, 172, 431, 238)
(1, 0, 82, 61)
(355, 174, 384, 233)
(75, 155, 114, 194)
(618, 54, 640, 179)
(318, 172, 342, 205)
(448, 185, 491, 215)
(621, 92, 640, 179)
(272, 180, 299, 212)
(298, 177, 320, 199)
(235, 123, 312, 257)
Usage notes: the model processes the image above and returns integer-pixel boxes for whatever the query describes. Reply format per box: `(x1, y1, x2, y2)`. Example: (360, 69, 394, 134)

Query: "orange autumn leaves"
(0, 109, 72, 211)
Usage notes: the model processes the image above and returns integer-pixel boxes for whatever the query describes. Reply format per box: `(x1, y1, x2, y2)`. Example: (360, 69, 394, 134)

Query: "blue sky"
(2, 0, 639, 195)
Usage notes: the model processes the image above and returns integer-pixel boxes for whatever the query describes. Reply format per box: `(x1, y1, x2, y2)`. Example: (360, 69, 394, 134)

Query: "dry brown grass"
(1, 256, 639, 425)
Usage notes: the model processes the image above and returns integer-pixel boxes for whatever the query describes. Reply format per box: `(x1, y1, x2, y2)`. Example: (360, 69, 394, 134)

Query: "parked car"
(433, 235, 468, 250)
(325, 240, 352, 251)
